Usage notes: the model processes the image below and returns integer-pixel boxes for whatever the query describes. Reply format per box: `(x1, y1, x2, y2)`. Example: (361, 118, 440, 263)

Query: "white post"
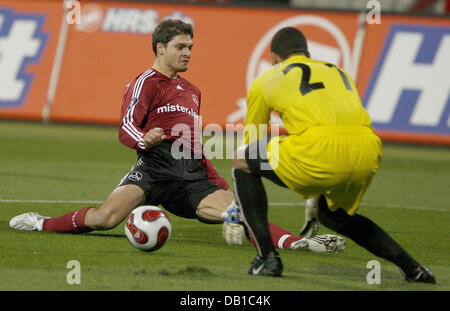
(43, 0, 71, 123)
(351, 10, 367, 82)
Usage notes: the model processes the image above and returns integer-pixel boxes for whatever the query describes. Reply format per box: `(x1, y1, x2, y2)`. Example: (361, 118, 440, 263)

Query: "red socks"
(249, 222, 305, 249)
(42, 207, 94, 234)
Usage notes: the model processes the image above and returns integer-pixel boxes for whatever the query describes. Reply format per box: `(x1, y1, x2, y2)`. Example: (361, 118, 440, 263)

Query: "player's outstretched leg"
(10, 208, 93, 233)
(245, 221, 345, 253)
(10, 184, 146, 234)
(316, 195, 436, 284)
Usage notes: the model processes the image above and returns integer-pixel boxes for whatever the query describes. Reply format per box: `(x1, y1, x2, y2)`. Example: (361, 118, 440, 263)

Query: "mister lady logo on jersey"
(227, 14, 353, 125)
(364, 25, 450, 134)
(157, 103, 199, 120)
(0, 8, 48, 108)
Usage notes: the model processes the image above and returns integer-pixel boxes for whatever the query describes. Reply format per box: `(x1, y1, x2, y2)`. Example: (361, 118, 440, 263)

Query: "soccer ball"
(125, 205, 172, 252)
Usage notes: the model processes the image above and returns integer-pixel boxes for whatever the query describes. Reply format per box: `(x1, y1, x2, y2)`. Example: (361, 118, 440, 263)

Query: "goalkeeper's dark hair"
(270, 27, 309, 59)
(152, 19, 193, 55)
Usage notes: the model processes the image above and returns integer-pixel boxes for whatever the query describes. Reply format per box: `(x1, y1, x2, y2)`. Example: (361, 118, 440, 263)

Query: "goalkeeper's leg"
(232, 166, 280, 259)
(316, 195, 435, 283)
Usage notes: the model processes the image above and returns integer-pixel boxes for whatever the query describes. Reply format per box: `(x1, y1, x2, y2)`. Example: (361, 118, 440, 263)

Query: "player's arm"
(119, 80, 153, 151)
(242, 79, 271, 145)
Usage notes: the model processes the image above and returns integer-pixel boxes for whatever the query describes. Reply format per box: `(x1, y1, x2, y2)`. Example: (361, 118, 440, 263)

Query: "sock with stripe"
(42, 206, 95, 234)
(248, 222, 306, 249)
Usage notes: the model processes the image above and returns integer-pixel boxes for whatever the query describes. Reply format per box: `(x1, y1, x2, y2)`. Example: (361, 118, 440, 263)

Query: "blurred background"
(0, 0, 449, 145)
(160, 0, 449, 14)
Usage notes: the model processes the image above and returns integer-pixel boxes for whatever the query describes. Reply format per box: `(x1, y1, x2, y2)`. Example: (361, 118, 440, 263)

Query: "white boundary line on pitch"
(0, 199, 447, 213)
(271, 202, 448, 212)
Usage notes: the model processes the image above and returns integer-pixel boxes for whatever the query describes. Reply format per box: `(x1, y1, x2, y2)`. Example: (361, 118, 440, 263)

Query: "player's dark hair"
(152, 19, 193, 55)
(270, 27, 309, 59)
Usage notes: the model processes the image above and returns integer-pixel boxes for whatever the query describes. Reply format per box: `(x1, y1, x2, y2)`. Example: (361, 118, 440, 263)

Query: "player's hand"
(222, 222, 244, 245)
(143, 127, 167, 148)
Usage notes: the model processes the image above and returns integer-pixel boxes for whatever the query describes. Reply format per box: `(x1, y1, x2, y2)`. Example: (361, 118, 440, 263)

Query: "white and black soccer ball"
(125, 205, 172, 252)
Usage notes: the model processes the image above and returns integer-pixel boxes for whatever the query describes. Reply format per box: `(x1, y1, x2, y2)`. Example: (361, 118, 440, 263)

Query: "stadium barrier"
(0, 0, 449, 145)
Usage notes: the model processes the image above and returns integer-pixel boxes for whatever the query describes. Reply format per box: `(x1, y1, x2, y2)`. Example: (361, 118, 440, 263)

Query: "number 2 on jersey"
(282, 62, 353, 95)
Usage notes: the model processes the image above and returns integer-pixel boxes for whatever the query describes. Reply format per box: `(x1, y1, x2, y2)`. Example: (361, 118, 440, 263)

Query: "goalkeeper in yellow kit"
(232, 27, 435, 283)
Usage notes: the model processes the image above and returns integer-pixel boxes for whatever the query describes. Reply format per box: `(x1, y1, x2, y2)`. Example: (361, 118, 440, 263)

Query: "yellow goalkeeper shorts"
(267, 126, 382, 216)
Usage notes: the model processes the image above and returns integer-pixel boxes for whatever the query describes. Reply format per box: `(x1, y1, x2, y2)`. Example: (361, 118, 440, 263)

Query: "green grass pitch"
(0, 120, 449, 291)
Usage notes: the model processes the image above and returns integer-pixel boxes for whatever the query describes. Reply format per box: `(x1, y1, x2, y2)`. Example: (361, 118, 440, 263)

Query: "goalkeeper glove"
(222, 201, 244, 245)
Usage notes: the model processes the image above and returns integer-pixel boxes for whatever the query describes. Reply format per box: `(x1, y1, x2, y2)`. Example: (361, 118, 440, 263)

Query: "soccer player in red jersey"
(9, 19, 344, 253)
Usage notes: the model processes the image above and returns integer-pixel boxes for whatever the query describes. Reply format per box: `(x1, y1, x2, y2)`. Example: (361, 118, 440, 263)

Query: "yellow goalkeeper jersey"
(243, 54, 374, 144)
(242, 54, 382, 215)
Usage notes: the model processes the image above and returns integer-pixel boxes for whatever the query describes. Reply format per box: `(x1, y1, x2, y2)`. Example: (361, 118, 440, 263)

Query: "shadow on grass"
(86, 232, 126, 238)
(157, 266, 214, 277)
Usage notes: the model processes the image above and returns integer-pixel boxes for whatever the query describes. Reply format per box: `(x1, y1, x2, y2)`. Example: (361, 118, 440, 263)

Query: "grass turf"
(0, 120, 449, 291)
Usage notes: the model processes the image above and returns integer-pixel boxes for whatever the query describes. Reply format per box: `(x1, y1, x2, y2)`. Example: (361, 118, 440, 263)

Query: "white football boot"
(299, 196, 321, 238)
(9, 212, 50, 231)
(303, 234, 346, 253)
(222, 202, 245, 245)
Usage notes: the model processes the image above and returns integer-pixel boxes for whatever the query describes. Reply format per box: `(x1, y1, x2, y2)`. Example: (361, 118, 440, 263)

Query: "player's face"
(163, 34, 193, 73)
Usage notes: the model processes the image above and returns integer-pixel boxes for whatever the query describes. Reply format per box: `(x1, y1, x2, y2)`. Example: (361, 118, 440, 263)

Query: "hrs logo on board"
(75, 5, 193, 34)
(0, 8, 48, 108)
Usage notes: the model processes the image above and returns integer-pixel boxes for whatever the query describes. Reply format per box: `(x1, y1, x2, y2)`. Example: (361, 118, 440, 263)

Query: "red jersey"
(119, 68, 229, 190)
(119, 68, 201, 153)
